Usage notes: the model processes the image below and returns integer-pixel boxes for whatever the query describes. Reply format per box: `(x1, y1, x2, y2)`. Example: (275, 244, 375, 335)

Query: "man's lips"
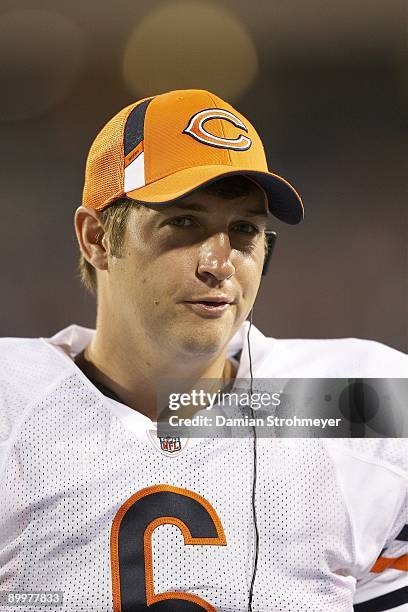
(182, 297, 235, 317)
(184, 296, 234, 305)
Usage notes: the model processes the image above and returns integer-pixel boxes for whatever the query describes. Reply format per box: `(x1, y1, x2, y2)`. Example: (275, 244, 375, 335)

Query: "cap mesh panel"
(82, 104, 135, 211)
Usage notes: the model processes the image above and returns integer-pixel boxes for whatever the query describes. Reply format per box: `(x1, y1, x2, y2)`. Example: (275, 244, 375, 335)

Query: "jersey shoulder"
(261, 336, 408, 377)
(0, 335, 73, 442)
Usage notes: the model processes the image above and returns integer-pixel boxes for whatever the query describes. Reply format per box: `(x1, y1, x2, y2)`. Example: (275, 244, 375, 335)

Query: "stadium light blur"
(122, 1, 259, 100)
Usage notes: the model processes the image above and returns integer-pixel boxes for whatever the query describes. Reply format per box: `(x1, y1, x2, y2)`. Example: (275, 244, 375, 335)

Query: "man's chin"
(175, 323, 232, 357)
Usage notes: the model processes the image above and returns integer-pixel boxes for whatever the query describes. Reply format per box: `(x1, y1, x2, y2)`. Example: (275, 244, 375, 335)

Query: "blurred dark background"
(0, 0, 406, 351)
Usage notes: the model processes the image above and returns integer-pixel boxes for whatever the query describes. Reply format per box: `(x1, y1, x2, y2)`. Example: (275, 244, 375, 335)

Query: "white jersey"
(0, 323, 407, 612)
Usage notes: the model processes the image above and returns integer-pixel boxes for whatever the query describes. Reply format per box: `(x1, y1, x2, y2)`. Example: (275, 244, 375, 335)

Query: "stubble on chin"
(172, 322, 231, 358)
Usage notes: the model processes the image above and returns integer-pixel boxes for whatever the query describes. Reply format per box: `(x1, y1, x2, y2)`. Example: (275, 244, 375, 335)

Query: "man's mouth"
(192, 301, 229, 307)
(187, 296, 233, 305)
(183, 298, 233, 316)
(190, 301, 229, 308)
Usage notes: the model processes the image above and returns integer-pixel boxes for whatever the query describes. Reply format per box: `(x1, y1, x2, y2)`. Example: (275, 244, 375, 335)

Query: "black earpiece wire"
(247, 308, 259, 612)
(244, 230, 277, 609)
(247, 229, 277, 607)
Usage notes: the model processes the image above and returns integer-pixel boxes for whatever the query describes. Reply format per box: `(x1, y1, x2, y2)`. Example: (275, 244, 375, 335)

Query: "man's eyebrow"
(164, 202, 269, 217)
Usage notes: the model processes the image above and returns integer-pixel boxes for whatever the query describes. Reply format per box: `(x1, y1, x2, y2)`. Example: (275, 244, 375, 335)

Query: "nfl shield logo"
(146, 430, 188, 456)
(159, 437, 182, 453)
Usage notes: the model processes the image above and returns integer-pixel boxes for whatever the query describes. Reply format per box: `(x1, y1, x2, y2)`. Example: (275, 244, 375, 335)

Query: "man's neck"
(74, 331, 237, 421)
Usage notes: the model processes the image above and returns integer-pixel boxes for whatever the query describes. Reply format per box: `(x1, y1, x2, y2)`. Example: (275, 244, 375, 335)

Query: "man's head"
(75, 175, 269, 358)
(75, 88, 303, 360)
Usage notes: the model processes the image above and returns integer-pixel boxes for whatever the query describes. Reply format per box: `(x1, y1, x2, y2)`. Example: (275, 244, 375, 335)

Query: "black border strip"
(124, 98, 154, 157)
(396, 525, 408, 541)
(354, 586, 408, 612)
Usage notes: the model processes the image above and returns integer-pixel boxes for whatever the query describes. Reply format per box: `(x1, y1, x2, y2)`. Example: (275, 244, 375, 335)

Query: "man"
(0, 89, 406, 611)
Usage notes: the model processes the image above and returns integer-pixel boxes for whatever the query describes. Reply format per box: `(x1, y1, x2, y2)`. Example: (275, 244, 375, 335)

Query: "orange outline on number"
(111, 484, 227, 611)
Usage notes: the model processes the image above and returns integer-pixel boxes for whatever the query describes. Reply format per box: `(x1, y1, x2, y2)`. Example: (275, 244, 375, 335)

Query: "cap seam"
(134, 160, 236, 185)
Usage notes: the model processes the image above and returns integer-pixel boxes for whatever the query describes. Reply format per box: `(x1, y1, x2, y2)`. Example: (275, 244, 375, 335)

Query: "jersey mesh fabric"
(253, 439, 354, 611)
(0, 372, 255, 611)
(1, 371, 355, 611)
(0, 334, 407, 612)
(334, 439, 408, 475)
(0, 338, 72, 463)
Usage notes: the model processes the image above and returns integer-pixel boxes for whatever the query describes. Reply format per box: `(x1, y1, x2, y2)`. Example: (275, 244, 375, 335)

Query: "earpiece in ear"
(262, 231, 277, 276)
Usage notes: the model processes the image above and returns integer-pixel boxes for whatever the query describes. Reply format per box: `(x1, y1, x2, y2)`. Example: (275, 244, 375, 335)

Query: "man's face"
(104, 183, 269, 358)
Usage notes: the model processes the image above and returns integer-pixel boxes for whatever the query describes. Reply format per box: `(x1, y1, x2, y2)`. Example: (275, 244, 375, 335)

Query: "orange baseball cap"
(82, 89, 304, 224)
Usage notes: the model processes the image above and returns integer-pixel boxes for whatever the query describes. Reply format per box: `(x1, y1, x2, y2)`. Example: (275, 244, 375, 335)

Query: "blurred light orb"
(122, 1, 259, 100)
(0, 10, 85, 121)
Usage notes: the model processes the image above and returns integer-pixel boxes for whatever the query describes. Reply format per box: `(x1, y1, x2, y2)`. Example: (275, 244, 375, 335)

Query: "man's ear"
(74, 206, 109, 271)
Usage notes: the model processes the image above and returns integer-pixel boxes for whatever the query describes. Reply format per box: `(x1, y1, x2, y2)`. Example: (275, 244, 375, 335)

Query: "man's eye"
(233, 222, 259, 234)
(168, 217, 195, 228)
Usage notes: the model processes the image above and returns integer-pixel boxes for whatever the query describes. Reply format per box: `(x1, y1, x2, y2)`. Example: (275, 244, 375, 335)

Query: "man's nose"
(197, 233, 235, 283)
